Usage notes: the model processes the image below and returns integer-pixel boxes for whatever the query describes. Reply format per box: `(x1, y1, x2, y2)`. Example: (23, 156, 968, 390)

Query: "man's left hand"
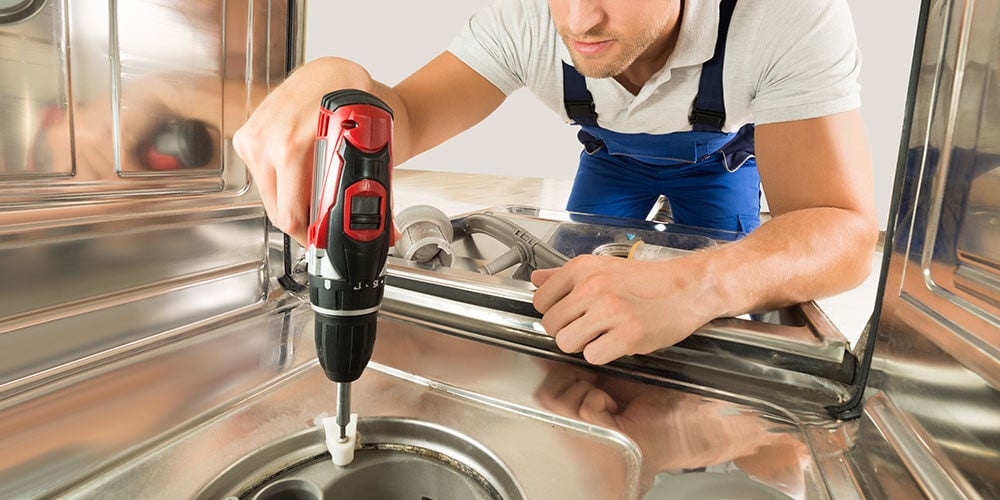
(531, 254, 716, 365)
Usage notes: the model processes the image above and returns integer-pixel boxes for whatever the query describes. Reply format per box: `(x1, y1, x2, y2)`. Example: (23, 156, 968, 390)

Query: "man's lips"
(571, 39, 613, 56)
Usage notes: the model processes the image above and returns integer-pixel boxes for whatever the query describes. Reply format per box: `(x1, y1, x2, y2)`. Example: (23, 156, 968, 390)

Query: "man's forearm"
(694, 207, 879, 318)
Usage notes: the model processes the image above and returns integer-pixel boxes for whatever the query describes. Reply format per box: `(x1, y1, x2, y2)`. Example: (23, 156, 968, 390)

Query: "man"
(234, 0, 879, 365)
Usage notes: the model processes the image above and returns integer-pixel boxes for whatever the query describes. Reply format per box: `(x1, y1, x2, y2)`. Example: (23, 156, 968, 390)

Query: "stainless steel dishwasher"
(0, 0, 997, 498)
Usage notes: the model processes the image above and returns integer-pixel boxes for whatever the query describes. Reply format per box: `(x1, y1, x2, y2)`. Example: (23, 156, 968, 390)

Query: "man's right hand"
(233, 57, 381, 244)
(233, 53, 506, 245)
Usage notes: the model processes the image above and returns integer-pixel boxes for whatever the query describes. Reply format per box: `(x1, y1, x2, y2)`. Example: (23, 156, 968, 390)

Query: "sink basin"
(198, 417, 524, 500)
(16, 303, 641, 499)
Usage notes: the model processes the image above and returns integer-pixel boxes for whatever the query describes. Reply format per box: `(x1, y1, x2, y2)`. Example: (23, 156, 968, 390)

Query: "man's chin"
(568, 56, 622, 79)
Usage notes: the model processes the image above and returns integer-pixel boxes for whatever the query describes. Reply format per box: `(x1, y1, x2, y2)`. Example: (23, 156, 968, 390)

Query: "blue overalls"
(562, 0, 761, 234)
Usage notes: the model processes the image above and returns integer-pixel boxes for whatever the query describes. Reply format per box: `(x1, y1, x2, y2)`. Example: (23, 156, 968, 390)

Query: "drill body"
(307, 90, 393, 440)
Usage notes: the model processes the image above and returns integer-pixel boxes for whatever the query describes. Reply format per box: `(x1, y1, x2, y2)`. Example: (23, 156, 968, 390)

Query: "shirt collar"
(664, 0, 720, 70)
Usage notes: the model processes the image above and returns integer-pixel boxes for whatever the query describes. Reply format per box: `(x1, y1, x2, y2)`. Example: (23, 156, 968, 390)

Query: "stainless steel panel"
(113, 0, 224, 176)
(864, 0, 1000, 496)
(0, 301, 842, 499)
(849, 392, 979, 499)
(0, 0, 301, 393)
(0, 263, 265, 393)
(0, 203, 265, 320)
(0, 0, 284, 200)
(0, 0, 71, 177)
(903, 0, 1000, 332)
(0, 299, 305, 499)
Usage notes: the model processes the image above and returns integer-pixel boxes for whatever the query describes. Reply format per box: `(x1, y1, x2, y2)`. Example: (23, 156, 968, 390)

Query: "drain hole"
(325, 450, 499, 499)
(253, 479, 322, 500)
(199, 418, 523, 499)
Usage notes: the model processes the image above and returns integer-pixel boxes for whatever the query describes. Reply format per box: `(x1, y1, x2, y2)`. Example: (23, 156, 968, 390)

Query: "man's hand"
(234, 53, 504, 245)
(531, 254, 719, 365)
(233, 58, 384, 244)
(533, 110, 878, 366)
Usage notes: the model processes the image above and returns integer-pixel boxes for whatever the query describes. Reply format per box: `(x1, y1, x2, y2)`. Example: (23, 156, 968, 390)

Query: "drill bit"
(336, 382, 351, 441)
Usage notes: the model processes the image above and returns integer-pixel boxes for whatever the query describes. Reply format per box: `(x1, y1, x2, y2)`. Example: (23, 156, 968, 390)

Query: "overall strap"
(689, 0, 739, 132)
(562, 62, 599, 126)
(562, 0, 741, 132)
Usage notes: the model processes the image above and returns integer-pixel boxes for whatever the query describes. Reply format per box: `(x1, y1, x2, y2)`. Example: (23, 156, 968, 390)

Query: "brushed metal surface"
(0, 0, 301, 396)
(854, 393, 979, 499)
(0, 0, 70, 177)
(0, 0, 287, 199)
(0, 298, 307, 499)
(1, 1, 996, 498)
(861, 0, 1000, 496)
(0, 301, 842, 499)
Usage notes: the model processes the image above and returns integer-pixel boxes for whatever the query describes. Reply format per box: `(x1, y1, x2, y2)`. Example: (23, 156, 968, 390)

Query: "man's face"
(550, 0, 676, 78)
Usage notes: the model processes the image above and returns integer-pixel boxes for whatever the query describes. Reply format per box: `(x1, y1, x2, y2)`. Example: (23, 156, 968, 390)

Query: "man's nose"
(566, 0, 606, 36)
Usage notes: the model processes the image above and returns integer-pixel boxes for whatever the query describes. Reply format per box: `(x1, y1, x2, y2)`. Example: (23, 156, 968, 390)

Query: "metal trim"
(863, 392, 980, 499)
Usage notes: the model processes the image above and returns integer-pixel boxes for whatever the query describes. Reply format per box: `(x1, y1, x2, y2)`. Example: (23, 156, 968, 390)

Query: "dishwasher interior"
(385, 205, 858, 390)
(1, 0, 998, 498)
(0, 295, 831, 499)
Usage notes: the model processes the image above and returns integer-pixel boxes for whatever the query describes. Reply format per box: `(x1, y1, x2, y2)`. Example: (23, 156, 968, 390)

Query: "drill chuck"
(312, 310, 377, 383)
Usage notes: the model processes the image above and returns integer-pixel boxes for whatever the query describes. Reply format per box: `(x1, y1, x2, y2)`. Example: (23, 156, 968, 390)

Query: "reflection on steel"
(860, 0, 1000, 495)
(856, 393, 979, 498)
(0, 0, 70, 177)
(0, 0, 298, 197)
(0, 303, 836, 499)
(0, 0, 303, 401)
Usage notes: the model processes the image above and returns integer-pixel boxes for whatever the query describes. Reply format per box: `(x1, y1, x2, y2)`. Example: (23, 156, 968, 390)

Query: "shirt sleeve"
(446, 0, 538, 96)
(747, 0, 862, 124)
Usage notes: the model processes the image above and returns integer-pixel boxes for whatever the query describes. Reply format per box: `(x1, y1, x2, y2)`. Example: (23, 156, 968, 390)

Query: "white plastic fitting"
(323, 413, 359, 467)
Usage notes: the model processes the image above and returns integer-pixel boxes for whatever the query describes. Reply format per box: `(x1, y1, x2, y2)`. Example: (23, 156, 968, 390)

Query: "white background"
(305, 0, 921, 228)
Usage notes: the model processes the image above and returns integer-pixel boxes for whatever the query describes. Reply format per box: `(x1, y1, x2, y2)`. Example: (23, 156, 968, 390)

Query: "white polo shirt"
(447, 0, 862, 134)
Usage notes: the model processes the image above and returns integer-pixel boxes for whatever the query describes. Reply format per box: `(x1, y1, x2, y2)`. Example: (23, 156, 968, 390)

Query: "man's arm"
(531, 109, 879, 365)
(713, 109, 879, 312)
(393, 53, 508, 162)
(233, 52, 505, 244)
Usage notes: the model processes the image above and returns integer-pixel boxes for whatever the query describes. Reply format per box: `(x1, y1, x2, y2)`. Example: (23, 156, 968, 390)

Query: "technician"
(234, 0, 879, 365)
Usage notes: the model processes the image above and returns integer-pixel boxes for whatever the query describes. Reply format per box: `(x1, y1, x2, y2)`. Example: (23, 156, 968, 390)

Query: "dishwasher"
(0, 0, 996, 498)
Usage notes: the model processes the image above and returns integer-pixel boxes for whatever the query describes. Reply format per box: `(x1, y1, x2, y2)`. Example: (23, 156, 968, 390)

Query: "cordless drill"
(307, 89, 393, 442)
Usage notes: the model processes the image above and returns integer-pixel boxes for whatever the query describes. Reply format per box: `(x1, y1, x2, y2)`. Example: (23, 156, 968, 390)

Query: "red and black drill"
(307, 89, 393, 443)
